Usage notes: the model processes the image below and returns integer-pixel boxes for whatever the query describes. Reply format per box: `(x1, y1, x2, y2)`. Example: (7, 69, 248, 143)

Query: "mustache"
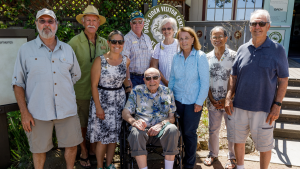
(42, 26, 52, 32)
(87, 25, 96, 28)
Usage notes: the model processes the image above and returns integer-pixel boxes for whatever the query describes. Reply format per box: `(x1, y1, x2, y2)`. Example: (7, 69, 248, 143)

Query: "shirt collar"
(130, 30, 144, 40)
(79, 31, 100, 43)
(143, 84, 162, 96)
(247, 36, 272, 48)
(35, 35, 62, 50)
(179, 47, 196, 57)
(212, 46, 229, 58)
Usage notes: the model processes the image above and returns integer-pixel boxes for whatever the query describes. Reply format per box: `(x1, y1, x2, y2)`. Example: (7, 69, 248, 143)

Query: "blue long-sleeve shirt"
(168, 48, 209, 106)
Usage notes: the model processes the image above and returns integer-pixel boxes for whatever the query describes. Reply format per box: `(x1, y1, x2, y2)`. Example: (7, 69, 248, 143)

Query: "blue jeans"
(175, 100, 202, 168)
(131, 74, 145, 88)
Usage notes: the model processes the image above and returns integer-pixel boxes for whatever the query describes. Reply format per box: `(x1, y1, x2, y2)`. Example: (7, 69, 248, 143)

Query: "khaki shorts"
(227, 107, 274, 152)
(76, 99, 90, 127)
(26, 115, 83, 153)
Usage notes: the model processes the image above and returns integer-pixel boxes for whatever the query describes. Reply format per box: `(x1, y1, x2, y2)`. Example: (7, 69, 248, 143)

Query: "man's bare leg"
(235, 143, 245, 165)
(135, 155, 147, 168)
(165, 155, 175, 161)
(80, 127, 91, 167)
(33, 153, 46, 169)
(260, 150, 272, 169)
(65, 146, 77, 169)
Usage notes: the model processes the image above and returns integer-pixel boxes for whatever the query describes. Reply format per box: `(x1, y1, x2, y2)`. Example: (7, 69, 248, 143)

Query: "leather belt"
(98, 85, 122, 90)
(130, 72, 144, 76)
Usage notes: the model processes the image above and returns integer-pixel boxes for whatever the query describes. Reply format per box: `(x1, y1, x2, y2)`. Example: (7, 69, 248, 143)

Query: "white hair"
(158, 17, 178, 34)
(250, 9, 271, 24)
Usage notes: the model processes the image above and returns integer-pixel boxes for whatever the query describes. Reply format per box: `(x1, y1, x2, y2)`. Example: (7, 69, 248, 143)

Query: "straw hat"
(76, 5, 106, 25)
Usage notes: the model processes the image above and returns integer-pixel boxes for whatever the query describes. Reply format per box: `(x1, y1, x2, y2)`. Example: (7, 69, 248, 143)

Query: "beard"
(37, 25, 57, 39)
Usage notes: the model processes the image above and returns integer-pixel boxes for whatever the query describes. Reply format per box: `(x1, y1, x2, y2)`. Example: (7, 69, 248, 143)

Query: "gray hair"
(210, 26, 228, 37)
(158, 17, 178, 34)
(250, 9, 271, 24)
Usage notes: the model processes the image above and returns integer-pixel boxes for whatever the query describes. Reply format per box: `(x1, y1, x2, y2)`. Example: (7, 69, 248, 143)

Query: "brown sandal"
(204, 155, 218, 166)
(225, 159, 237, 169)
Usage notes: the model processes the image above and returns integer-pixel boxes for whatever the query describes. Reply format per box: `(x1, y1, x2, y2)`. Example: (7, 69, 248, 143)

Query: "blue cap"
(130, 11, 144, 21)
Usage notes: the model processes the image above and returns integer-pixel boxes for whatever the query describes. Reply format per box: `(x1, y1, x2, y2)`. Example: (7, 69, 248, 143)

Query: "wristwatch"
(161, 120, 166, 126)
(273, 102, 282, 106)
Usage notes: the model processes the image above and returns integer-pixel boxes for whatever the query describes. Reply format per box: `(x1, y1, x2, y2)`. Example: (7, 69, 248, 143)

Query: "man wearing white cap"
(68, 5, 109, 168)
(12, 8, 82, 169)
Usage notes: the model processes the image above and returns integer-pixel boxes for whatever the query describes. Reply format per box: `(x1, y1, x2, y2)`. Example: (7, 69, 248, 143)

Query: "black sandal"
(79, 155, 92, 169)
(225, 159, 237, 169)
(203, 155, 218, 166)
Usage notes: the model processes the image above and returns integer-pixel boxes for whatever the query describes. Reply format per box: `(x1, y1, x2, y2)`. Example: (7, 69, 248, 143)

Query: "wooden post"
(143, 3, 149, 15)
(0, 107, 11, 169)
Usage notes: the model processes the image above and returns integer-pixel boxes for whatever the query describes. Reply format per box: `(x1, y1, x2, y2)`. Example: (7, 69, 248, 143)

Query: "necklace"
(84, 33, 97, 62)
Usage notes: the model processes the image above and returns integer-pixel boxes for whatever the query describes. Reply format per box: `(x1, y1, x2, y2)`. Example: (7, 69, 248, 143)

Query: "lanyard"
(84, 33, 97, 62)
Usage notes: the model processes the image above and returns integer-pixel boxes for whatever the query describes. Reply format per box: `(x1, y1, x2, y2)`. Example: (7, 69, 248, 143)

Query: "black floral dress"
(86, 55, 127, 144)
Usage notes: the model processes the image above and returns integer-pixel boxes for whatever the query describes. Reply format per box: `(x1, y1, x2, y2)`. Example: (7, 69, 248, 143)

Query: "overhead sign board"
(143, 4, 185, 48)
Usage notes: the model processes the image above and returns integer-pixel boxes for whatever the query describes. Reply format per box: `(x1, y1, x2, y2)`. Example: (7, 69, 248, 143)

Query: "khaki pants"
(128, 124, 180, 157)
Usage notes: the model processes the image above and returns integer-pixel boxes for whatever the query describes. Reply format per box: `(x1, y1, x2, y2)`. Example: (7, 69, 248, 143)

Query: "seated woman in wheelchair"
(122, 68, 180, 169)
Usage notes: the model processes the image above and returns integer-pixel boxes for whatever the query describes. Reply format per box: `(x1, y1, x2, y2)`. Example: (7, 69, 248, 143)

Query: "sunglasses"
(38, 19, 56, 24)
(249, 21, 269, 27)
(162, 27, 172, 31)
(132, 20, 143, 25)
(145, 75, 160, 81)
(109, 40, 125, 45)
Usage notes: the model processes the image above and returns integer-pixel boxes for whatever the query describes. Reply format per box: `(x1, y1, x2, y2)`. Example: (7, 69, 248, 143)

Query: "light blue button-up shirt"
(168, 48, 209, 106)
(12, 36, 81, 121)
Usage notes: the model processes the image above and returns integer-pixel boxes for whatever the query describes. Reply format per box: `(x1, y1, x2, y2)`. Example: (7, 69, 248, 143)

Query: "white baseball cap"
(36, 8, 56, 20)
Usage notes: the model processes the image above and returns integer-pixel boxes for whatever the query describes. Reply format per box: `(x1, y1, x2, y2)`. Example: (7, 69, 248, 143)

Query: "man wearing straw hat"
(68, 5, 109, 168)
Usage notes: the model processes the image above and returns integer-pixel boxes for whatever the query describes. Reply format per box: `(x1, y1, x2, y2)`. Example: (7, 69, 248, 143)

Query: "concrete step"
(288, 79, 300, 87)
(282, 109, 300, 115)
(274, 128, 300, 140)
(275, 123, 300, 130)
(282, 97, 300, 110)
(285, 86, 300, 98)
(277, 114, 300, 124)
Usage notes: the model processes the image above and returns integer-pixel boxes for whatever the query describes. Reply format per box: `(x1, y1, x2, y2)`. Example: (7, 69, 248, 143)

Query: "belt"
(130, 72, 144, 76)
(98, 85, 122, 90)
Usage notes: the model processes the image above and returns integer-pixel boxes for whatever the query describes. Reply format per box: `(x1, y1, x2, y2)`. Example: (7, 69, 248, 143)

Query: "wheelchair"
(119, 113, 184, 169)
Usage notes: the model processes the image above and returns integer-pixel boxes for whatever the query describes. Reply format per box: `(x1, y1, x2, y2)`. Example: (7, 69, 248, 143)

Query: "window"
(206, 0, 234, 21)
(236, 0, 263, 20)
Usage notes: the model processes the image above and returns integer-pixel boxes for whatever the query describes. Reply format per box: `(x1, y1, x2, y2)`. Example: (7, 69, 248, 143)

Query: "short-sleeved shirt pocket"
(26, 56, 47, 76)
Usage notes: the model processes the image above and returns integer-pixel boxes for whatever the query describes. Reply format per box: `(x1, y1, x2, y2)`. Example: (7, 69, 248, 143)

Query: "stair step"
(274, 128, 300, 140)
(282, 97, 300, 110)
(282, 109, 300, 115)
(277, 114, 300, 124)
(285, 86, 300, 98)
(288, 79, 300, 87)
(275, 123, 300, 129)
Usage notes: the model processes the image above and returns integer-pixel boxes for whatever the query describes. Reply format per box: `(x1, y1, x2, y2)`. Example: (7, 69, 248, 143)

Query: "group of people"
(12, 4, 289, 169)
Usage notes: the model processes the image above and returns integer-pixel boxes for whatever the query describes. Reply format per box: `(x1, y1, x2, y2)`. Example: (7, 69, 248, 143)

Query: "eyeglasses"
(179, 37, 192, 42)
(131, 20, 143, 25)
(145, 75, 160, 81)
(249, 21, 269, 27)
(212, 35, 225, 40)
(162, 27, 172, 31)
(109, 40, 125, 45)
(37, 19, 56, 24)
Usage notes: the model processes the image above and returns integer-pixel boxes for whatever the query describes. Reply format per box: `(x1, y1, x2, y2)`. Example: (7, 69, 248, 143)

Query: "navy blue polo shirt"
(231, 37, 289, 113)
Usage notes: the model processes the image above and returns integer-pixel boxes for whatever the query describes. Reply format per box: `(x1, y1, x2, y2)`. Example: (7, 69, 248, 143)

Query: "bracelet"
(125, 86, 131, 89)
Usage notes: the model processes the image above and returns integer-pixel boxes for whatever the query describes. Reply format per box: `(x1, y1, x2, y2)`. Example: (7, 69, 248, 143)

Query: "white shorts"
(227, 107, 274, 152)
